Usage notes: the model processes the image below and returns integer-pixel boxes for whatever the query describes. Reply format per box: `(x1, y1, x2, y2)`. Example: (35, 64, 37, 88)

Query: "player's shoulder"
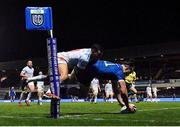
(116, 64, 123, 71)
(22, 66, 28, 70)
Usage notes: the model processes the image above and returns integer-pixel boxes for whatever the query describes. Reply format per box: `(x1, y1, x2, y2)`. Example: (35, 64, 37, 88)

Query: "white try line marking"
(93, 118, 180, 123)
(0, 107, 180, 120)
(138, 107, 180, 111)
(0, 115, 45, 119)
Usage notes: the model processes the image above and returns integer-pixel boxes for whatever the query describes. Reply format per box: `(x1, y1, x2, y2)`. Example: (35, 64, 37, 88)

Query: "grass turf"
(0, 101, 180, 126)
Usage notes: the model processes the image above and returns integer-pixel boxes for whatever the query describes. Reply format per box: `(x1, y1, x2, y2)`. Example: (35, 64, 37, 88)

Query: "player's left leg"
(13, 95, 15, 102)
(153, 92, 158, 102)
(110, 92, 114, 103)
(18, 79, 27, 106)
(27, 75, 47, 83)
(10, 96, 13, 102)
(19, 91, 25, 106)
(105, 91, 109, 102)
(58, 63, 69, 81)
(94, 93, 98, 103)
(147, 93, 152, 102)
(37, 89, 44, 105)
(25, 92, 31, 106)
(27, 82, 35, 92)
(129, 87, 138, 102)
(91, 87, 98, 103)
(25, 82, 36, 106)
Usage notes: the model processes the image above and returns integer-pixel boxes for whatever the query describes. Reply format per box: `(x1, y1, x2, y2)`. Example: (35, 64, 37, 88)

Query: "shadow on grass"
(61, 112, 135, 116)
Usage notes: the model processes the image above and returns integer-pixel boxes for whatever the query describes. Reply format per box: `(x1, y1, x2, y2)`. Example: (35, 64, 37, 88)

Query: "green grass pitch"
(0, 102, 180, 126)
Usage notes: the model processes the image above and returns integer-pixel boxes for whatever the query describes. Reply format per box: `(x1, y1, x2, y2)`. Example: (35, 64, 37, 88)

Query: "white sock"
(26, 92, 32, 101)
(135, 97, 138, 102)
(94, 96, 97, 103)
(19, 92, 25, 102)
(111, 97, 113, 103)
(38, 92, 42, 101)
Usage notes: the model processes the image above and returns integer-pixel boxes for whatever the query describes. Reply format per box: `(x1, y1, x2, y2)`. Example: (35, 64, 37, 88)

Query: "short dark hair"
(91, 43, 103, 53)
(120, 58, 135, 66)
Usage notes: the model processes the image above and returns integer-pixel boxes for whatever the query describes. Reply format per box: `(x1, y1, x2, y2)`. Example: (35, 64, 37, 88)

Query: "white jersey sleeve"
(21, 67, 27, 74)
(77, 50, 91, 69)
(21, 66, 34, 78)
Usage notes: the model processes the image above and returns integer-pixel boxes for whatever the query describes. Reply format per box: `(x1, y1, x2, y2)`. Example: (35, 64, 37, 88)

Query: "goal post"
(25, 7, 60, 118)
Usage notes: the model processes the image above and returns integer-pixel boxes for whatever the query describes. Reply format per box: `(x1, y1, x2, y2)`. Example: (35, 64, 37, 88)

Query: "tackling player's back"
(86, 60, 124, 81)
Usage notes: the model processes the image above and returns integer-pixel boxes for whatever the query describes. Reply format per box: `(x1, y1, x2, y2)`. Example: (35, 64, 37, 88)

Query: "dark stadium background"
(0, 1, 180, 89)
(0, 1, 180, 61)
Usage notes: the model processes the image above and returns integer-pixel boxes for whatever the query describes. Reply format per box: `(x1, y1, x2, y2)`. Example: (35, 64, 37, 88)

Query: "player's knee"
(38, 91, 43, 96)
(133, 90, 137, 94)
(60, 74, 68, 81)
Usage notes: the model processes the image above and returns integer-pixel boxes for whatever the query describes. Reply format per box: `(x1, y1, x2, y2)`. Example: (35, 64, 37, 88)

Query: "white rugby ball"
(129, 103, 137, 112)
(120, 104, 137, 114)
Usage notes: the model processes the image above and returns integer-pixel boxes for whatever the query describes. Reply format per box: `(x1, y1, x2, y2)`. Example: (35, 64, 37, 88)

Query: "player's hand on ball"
(128, 104, 137, 113)
(120, 104, 137, 114)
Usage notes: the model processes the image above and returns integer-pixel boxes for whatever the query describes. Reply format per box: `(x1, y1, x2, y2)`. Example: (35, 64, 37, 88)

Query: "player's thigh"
(38, 90, 44, 96)
(27, 82, 35, 92)
(58, 63, 69, 81)
(130, 87, 137, 94)
(37, 84, 44, 91)
(153, 93, 157, 97)
(147, 93, 152, 97)
(93, 89, 98, 96)
(105, 91, 110, 97)
(110, 91, 114, 97)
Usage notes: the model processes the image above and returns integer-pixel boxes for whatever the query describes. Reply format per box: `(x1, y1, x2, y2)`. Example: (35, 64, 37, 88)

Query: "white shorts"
(105, 90, 113, 97)
(57, 56, 67, 64)
(147, 92, 152, 97)
(153, 92, 157, 97)
(27, 82, 35, 92)
(92, 87, 98, 96)
(57, 55, 75, 69)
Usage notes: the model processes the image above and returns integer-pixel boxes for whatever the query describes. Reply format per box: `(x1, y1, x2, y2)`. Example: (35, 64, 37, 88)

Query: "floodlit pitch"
(0, 102, 180, 126)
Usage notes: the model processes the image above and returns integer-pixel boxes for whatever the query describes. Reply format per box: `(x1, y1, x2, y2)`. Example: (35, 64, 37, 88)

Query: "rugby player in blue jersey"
(74, 60, 136, 113)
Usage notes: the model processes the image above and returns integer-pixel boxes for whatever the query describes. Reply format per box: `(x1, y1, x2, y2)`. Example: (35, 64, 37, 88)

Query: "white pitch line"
(138, 107, 180, 111)
(0, 115, 45, 119)
(1, 107, 180, 120)
(93, 118, 180, 123)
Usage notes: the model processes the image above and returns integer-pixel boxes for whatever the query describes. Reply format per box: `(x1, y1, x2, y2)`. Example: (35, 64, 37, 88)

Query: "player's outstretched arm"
(112, 82, 125, 107)
(118, 80, 134, 111)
